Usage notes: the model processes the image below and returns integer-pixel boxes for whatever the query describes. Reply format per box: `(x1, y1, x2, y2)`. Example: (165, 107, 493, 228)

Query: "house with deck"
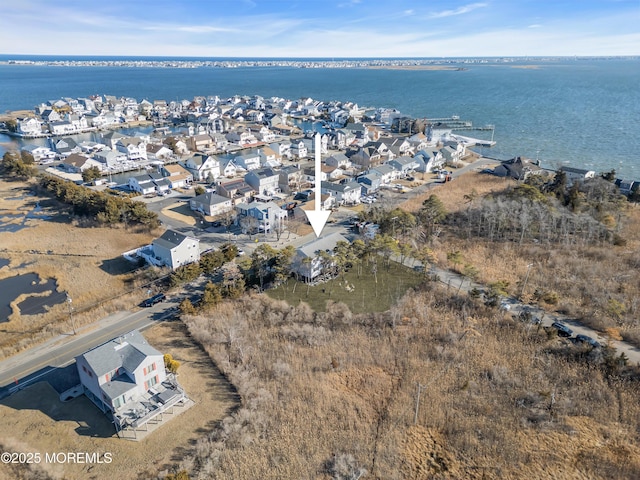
(292, 232, 349, 282)
(148, 229, 200, 269)
(190, 192, 233, 217)
(75, 330, 187, 432)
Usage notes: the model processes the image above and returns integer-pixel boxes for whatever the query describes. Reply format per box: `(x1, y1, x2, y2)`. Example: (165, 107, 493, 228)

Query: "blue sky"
(0, 0, 638, 57)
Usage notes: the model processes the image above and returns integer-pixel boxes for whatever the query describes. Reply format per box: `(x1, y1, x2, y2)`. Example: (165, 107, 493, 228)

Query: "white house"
(190, 192, 233, 217)
(235, 201, 287, 233)
(22, 144, 56, 163)
(244, 167, 280, 196)
(234, 152, 261, 171)
(150, 230, 200, 270)
(75, 330, 186, 431)
(183, 153, 221, 181)
(116, 137, 148, 161)
(560, 166, 596, 184)
(290, 141, 308, 159)
(292, 232, 349, 282)
(17, 117, 43, 136)
(321, 181, 361, 205)
(128, 174, 157, 195)
(160, 164, 193, 189)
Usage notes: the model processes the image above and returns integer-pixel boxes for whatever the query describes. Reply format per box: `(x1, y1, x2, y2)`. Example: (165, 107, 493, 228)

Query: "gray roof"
(77, 330, 162, 378)
(297, 232, 349, 258)
(101, 375, 137, 401)
(193, 192, 231, 206)
(153, 229, 194, 249)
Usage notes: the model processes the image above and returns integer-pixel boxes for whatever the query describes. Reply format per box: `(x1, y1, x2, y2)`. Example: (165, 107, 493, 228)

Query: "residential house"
(59, 153, 101, 173)
(16, 117, 43, 136)
(244, 167, 281, 196)
(321, 181, 361, 205)
(94, 148, 127, 170)
(117, 137, 147, 161)
(22, 144, 56, 163)
(292, 232, 349, 282)
(278, 165, 304, 194)
(128, 174, 157, 195)
(183, 153, 220, 181)
(289, 140, 308, 159)
(75, 330, 182, 420)
(439, 144, 463, 166)
(187, 134, 215, 152)
(146, 143, 173, 161)
(190, 192, 233, 217)
(150, 229, 200, 269)
(48, 121, 75, 136)
(270, 141, 291, 159)
(234, 152, 261, 172)
(235, 201, 287, 233)
(560, 166, 596, 184)
(324, 153, 350, 169)
(218, 157, 238, 178)
(387, 156, 419, 176)
(493, 157, 543, 181)
(216, 179, 255, 204)
(413, 150, 443, 173)
(357, 172, 382, 195)
(160, 164, 193, 189)
(258, 146, 281, 168)
(370, 164, 397, 184)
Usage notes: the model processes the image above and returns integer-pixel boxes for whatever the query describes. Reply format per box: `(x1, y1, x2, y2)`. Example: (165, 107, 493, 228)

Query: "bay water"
(0, 56, 638, 178)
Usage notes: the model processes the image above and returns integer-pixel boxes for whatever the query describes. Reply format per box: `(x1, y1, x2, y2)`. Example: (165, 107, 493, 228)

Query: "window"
(105, 373, 110, 382)
(149, 375, 158, 387)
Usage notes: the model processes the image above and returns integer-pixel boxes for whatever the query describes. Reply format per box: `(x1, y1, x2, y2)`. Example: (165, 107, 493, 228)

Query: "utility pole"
(66, 293, 76, 335)
(520, 263, 534, 300)
(414, 383, 426, 425)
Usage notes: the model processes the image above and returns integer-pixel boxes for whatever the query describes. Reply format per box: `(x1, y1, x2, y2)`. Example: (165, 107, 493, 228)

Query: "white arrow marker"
(304, 133, 331, 237)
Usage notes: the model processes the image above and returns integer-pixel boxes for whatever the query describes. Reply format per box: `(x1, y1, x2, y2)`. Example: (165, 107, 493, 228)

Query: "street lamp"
(66, 293, 77, 335)
(520, 263, 534, 300)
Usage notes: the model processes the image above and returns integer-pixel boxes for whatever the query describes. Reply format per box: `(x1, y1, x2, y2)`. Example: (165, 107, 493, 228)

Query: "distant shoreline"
(364, 65, 467, 71)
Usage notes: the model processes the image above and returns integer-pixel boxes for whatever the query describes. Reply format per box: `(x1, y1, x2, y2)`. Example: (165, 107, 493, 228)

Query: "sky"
(0, 0, 638, 58)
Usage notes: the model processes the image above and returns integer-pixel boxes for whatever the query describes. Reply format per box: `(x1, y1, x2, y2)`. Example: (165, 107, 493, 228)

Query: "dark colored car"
(551, 321, 573, 337)
(575, 334, 601, 348)
(211, 221, 222, 227)
(141, 293, 166, 307)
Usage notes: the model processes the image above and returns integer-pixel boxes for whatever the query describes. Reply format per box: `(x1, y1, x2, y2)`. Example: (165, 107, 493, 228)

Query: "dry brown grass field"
(401, 171, 640, 346)
(0, 179, 158, 358)
(179, 292, 640, 479)
(0, 320, 237, 480)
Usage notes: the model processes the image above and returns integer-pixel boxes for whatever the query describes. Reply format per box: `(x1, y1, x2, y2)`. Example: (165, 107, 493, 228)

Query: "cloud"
(528, 24, 542, 28)
(428, 2, 488, 19)
(143, 24, 237, 34)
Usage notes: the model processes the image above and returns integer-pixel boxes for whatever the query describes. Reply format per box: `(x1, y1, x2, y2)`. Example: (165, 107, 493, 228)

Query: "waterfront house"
(187, 134, 215, 152)
(190, 192, 233, 217)
(94, 148, 127, 170)
(146, 143, 173, 161)
(493, 157, 543, 181)
(258, 146, 281, 167)
(245, 167, 281, 196)
(22, 145, 56, 164)
(16, 117, 43, 136)
(290, 141, 308, 159)
(292, 232, 349, 282)
(150, 229, 200, 270)
(116, 137, 147, 161)
(183, 153, 221, 181)
(235, 152, 261, 172)
(560, 166, 596, 184)
(160, 164, 193, 189)
(59, 153, 98, 173)
(128, 174, 157, 195)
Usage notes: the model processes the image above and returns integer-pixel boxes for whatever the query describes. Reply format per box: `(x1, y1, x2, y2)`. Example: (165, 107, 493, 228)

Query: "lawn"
(267, 260, 425, 313)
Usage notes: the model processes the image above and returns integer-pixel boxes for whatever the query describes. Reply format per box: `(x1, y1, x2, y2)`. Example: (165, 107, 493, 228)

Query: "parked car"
(211, 221, 222, 227)
(575, 334, 601, 348)
(551, 321, 573, 337)
(141, 293, 166, 307)
(236, 249, 245, 256)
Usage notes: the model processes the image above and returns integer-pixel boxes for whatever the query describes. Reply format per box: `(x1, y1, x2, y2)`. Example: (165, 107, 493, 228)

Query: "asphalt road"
(0, 299, 179, 397)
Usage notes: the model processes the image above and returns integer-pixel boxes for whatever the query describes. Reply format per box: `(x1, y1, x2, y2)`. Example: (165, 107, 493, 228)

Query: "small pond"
(0, 273, 67, 321)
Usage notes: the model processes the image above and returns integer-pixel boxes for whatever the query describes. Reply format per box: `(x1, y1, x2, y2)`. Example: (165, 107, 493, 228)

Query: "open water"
(0, 56, 638, 178)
